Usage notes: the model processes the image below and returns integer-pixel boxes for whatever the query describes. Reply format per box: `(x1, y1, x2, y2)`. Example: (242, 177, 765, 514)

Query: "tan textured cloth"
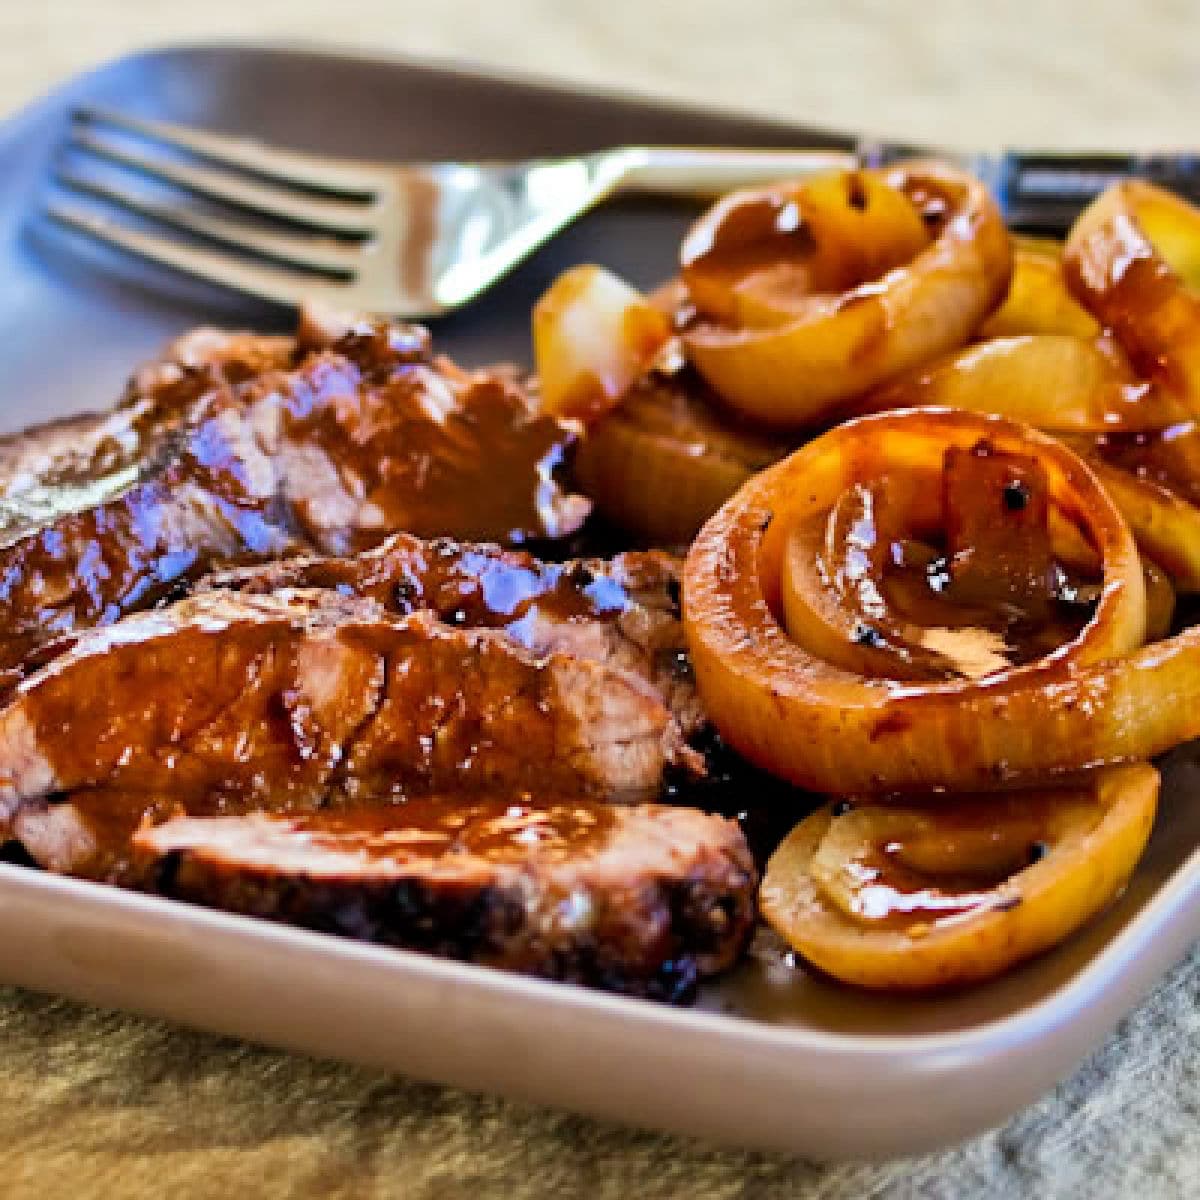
(0, 2, 1197, 1194)
(0, 947, 1196, 1197)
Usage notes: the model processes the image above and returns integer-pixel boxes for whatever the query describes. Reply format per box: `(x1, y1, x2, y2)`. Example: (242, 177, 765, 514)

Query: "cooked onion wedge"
(1082, 458, 1200, 592)
(681, 408, 1198, 795)
(533, 264, 672, 424)
(1142, 558, 1176, 642)
(1065, 180, 1200, 414)
(1063, 422, 1200, 592)
(761, 763, 1158, 990)
(680, 162, 1012, 429)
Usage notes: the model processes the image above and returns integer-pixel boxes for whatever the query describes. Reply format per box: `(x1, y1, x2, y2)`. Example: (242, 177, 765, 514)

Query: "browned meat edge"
(130, 803, 757, 1002)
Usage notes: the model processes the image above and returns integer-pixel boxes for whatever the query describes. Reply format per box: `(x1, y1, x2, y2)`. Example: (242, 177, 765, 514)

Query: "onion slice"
(681, 408, 1179, 795)
(978, 236, 1101, 340)
(533, 265, 672, 424)
(760, 764, 1158, 990)
(863, 334, 1186, 433)
(680, 162, 1012, 429)
(574, 372, 791, 545)
(1065, 180, 1200, 415)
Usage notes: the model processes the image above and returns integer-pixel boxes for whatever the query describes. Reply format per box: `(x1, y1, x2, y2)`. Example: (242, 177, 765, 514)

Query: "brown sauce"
(819, 442, 1096, 680)
(1087, 421, 1200, 507)
(220, 534, 647, 633)
(681, 189, 828, 305)
(253, 795, 615, 863)
(678, 171, 945, 336)
(64, 789, 617, 881)
(276, 357, 584, 552)
(0, 316, 586, 685)
(827, 794, 1070, 929)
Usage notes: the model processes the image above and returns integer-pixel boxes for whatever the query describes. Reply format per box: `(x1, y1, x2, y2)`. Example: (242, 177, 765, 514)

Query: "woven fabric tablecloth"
(0, 2, 1197, 1195)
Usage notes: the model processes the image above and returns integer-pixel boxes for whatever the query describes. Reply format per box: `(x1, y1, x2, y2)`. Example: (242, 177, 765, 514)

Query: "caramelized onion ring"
(761, 764, 1158, 990)
(680, 163, 1012, 429)
(1065, 180, 1200, 414)
(682, 408, 1173, 795)
(680, 169, 931, 327)
(858, 215, 1200, 586)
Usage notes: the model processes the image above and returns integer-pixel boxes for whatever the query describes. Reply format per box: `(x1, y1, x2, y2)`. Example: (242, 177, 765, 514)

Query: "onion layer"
(679, 408, 1196, 796)
(761, 763, 1158, 990)
(861, 333, 1186, 433)
(574, 372, 791, 546)
(680, 163, 1012, 429)
(1065, 180, 1200, 414)
(859, 198, 1200, 589)
(978, 236, 1101, 340)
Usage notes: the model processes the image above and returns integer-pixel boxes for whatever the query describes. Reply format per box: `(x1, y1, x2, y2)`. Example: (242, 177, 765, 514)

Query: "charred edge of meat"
(134, 830, 756, 1003)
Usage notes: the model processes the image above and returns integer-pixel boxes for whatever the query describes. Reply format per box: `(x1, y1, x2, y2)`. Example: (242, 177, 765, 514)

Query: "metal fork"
(45, 106, 1200, 318)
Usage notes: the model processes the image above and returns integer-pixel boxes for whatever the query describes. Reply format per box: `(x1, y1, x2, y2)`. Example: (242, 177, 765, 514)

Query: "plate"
(0, 43, 1197, 1158)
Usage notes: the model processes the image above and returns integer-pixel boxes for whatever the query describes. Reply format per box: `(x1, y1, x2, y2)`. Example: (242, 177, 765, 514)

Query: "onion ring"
(855, 200, 1200, 586)
(681, 408, 1180, 795)
(679, 163, 1012, 429)
(760, 763, 1158, 989)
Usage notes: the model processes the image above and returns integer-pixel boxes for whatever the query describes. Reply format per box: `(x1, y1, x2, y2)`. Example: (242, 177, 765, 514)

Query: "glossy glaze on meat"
(202, 533, 705, 739)
(0, 308, 587, 679)
(0, 590, 694, 830)
(0, 316, 763, 1003)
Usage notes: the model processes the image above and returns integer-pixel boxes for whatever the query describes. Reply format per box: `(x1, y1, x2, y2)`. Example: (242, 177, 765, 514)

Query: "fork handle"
(608, 144, 1200, 232)
(609, 145, 863, 198)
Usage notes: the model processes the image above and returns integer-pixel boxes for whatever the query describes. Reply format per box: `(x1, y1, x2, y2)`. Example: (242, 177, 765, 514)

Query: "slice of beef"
(203, 533, 704, 739)
(0, 590, 687, 827)
(126, 799, 755, 1001)
(0, 310, 587, 678)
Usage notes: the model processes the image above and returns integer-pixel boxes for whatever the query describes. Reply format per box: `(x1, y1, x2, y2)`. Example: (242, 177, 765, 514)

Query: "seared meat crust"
(130, 801, 756, 1001)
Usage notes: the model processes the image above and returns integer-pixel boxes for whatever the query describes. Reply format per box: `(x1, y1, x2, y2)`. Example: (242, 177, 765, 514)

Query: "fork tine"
(44, 198, 346, 309)
(68, 127, 377, 237)
(55, 167, 360, 278)
(75, 105, 382, 198)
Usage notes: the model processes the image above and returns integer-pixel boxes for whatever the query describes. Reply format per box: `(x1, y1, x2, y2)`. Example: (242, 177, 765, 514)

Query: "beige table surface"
(0, 2, 1197, 1196)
